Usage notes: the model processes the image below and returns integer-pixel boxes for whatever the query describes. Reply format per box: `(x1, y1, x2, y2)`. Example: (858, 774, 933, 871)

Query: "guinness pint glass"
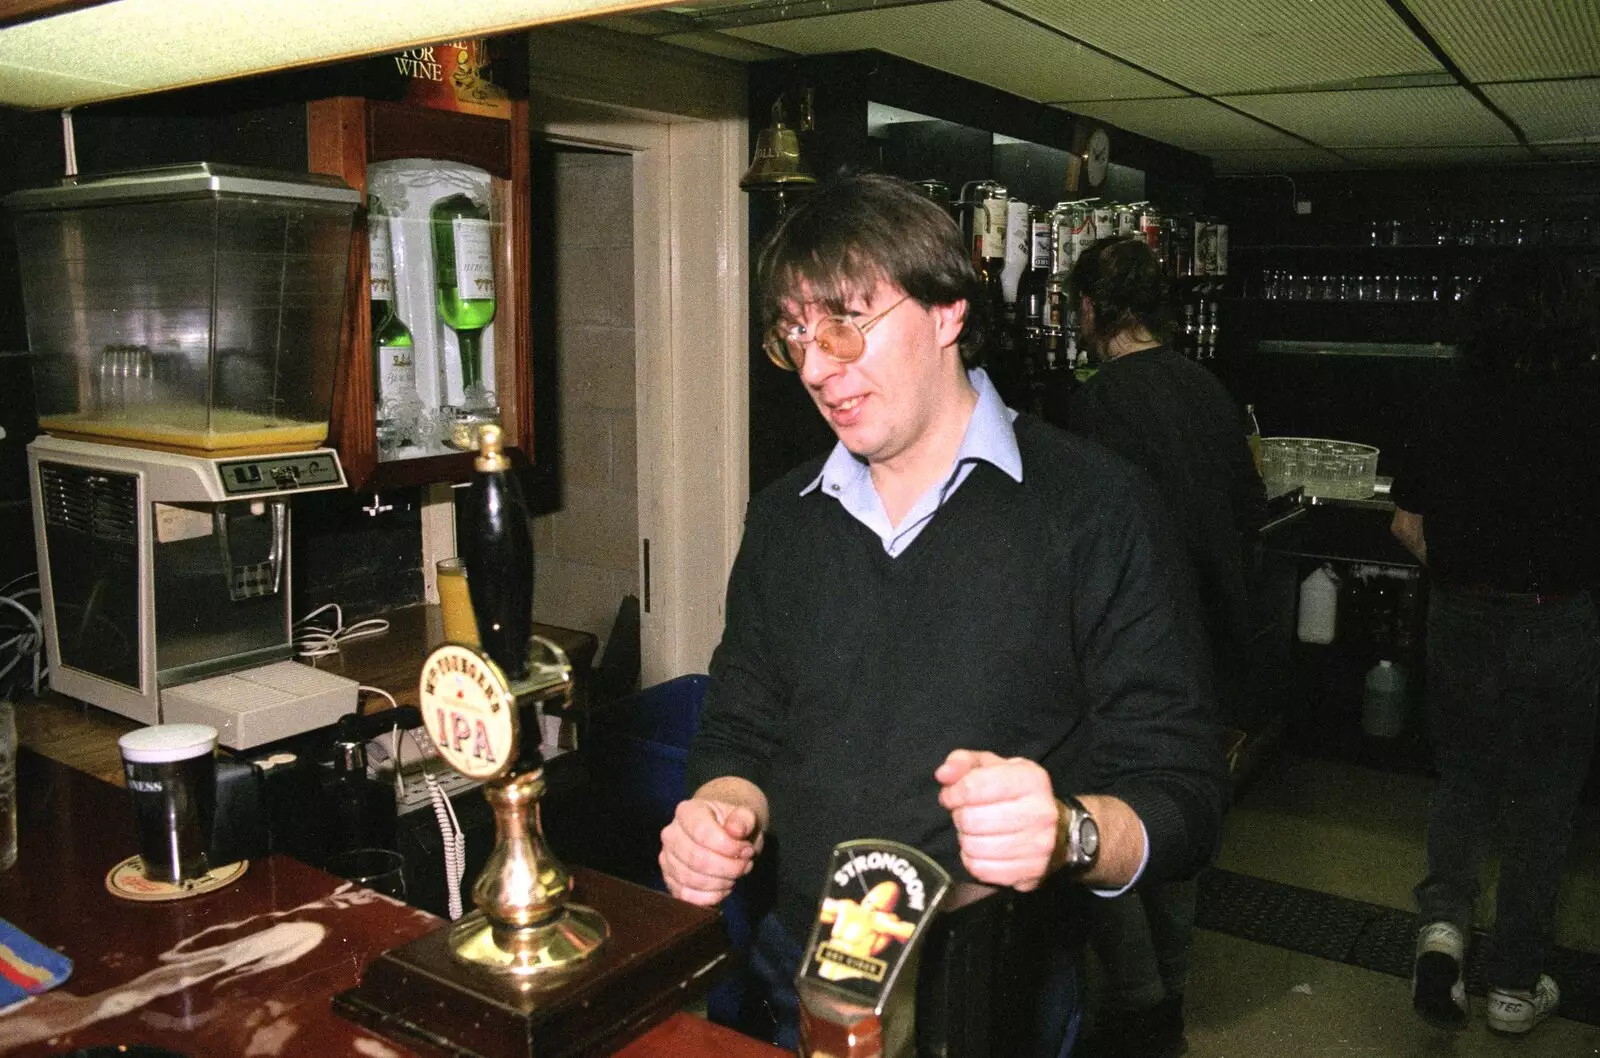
(117, 724, 218, 884)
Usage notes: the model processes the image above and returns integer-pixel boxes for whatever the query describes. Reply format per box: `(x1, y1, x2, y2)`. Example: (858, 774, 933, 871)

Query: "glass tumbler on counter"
(437, 557, 481, 647)
(328, 847, 407, 900)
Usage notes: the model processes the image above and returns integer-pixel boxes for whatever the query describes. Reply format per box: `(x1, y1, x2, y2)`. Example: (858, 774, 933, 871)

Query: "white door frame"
(528, 91, 749, 685)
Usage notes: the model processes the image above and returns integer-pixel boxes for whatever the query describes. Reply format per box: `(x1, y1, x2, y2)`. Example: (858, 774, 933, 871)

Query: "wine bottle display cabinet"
(368, 159, 501, 462)
(308, 95, 532, 493)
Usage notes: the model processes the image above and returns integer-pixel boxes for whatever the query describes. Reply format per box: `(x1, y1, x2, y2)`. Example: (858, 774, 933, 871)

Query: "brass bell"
(740, 97, 817, 192)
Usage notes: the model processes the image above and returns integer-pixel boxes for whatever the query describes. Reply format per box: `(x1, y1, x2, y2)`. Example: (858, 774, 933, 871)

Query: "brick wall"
(530, 149, 638, 649)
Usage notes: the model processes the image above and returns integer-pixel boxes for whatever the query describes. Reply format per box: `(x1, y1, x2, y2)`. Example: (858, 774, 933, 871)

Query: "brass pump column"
(417, 425, 608, 978)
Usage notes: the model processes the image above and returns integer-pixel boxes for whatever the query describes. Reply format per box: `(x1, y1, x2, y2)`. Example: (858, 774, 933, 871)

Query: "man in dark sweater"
(1066, 236, 1264, 1058)
(659, 175, 1228, 1056)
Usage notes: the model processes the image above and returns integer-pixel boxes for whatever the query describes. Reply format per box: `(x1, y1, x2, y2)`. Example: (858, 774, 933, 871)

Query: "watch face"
(1079, 815, 1100, 860)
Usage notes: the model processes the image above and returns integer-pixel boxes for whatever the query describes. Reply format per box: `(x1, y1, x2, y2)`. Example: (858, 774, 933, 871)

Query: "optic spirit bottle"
(973, 184, 1010, 319)
(368, 194, 420, 453)
(430, 192, 498, 413)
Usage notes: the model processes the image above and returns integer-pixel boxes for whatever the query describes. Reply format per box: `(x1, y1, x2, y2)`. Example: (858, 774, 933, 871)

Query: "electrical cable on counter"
(0, 577, 44, 696)
(294, 603, 389, 659)
(358, 683, 467, 920)
(411, 726, 468, 921)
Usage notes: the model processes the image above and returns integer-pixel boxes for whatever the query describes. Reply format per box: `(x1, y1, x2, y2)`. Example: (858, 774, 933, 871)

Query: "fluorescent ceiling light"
(0, 0, 683, 109)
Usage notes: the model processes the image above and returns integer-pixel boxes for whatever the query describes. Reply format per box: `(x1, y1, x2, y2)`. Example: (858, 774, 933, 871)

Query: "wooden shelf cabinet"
(308, 97, 533, 492)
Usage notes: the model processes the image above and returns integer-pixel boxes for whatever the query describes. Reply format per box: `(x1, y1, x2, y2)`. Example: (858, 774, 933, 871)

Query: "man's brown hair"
(756, 173, 987, 367)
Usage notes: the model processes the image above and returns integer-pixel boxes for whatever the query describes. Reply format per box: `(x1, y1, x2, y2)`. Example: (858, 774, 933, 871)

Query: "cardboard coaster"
(105, 855, 248, 902)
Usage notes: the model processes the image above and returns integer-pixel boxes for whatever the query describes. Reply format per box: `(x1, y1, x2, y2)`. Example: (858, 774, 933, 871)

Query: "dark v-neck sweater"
(688, 414, 1228, 942)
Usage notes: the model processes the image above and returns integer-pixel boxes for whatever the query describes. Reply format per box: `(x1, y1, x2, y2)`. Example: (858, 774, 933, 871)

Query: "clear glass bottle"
(1016, 209, 1053, 336)
(973, 186, 1010, 321)
(1203, 292, 1220, 361)
(368, 194, 421, 455)
(430, 192, 498, 413)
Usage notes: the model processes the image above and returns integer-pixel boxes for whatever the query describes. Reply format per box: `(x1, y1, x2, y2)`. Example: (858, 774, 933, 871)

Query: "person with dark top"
(1393, 259, 1600, 1037)
(1065, 236, 1265, 1058)
(657, 174, 1229, 1056)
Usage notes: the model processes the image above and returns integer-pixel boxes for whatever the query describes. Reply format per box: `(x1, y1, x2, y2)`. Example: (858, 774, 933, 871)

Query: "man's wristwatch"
(1052, 794, 1100, 872)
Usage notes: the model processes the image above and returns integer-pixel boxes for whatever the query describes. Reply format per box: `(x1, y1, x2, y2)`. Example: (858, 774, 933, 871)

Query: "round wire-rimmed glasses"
(763, 295, 911, 371)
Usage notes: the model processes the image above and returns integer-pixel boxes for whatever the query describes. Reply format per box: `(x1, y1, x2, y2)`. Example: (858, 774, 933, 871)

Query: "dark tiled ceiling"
(620, 0, 1600, 171)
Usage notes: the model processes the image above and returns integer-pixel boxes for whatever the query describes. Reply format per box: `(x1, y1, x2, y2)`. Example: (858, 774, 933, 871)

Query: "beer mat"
(0, 916, 72, 1008)
(105, 855, 248, 902)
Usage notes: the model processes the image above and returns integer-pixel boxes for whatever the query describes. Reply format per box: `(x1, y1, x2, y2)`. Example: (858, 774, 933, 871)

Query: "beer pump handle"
(462, 425, 535, 683)
(796, 840, 952, 1058)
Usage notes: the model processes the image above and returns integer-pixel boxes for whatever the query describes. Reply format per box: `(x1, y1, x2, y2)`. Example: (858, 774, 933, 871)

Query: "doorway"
(526, 76, 748, 688)
(528, 147, 640, 667)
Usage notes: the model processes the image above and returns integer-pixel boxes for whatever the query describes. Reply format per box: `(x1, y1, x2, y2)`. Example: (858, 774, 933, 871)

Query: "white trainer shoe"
(1487, 974, 1559, 1035)
(1411, 921, 1468, 1030)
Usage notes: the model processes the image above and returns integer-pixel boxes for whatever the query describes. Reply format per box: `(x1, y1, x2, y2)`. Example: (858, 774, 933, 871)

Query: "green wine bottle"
(430, 192, 497, 410)
(369, 194, 420, 452)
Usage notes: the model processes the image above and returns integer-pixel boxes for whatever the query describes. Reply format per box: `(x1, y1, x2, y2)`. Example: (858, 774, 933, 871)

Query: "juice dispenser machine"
(9, 164, 362, 734)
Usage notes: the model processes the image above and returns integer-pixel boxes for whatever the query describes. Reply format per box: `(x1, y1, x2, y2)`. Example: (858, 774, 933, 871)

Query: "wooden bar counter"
(1, 606, 786, 1058)
(0, 752, 783, 1057)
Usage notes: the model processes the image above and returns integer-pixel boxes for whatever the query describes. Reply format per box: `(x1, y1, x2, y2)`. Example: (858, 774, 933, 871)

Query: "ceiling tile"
(1059, 97, 1309, 152)
(1539, 142, 1600, 161)
(1337, 145, 1536, 167)
(1006, 0, 1442, 96)
(1408, 0, 1600, 81)
(724, 0, 1179, 102)
(0, 63, 133, 110)
(1483, 79, 1600, 144)
(1208, 148, 1349, 173)
(1230, 86, 1517, 147)
(659, 29, 788, 61)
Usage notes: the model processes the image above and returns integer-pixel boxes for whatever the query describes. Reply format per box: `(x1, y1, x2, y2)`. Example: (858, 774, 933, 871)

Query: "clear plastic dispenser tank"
(7, 163, 361, 453)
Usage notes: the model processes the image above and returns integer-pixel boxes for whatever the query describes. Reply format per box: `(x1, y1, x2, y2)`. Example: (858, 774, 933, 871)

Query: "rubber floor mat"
(1195, 867, 1600, 1027)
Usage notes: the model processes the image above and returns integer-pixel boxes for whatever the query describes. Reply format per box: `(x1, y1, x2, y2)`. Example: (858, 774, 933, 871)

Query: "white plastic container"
(1363, 660, 1409, 738)
(1297, 565, 1339, 644)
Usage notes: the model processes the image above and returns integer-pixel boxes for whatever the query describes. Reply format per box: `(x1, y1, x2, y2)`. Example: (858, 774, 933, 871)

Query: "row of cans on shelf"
(916, 179, 1231, 286)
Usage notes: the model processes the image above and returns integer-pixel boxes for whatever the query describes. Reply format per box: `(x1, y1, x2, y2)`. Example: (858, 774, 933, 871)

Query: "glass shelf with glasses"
(1360, 214, 1597, 248)
(1251, 340, 1457, 360)
(1233, 213, 1600, 251)
(1248, 269, 1482, 304)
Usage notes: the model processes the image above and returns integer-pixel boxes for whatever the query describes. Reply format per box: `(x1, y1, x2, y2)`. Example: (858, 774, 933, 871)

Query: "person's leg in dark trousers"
(1086, 889, 1166, 1012)
(1083, 882, 1194, 1058)
(1416, 591, 1506, 937)
(742, 913, 804, 1050)
(1144, 879, 1198, 1013)
(1484, 595, 1600, 993)
(1413, 590, 1506, 1027)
